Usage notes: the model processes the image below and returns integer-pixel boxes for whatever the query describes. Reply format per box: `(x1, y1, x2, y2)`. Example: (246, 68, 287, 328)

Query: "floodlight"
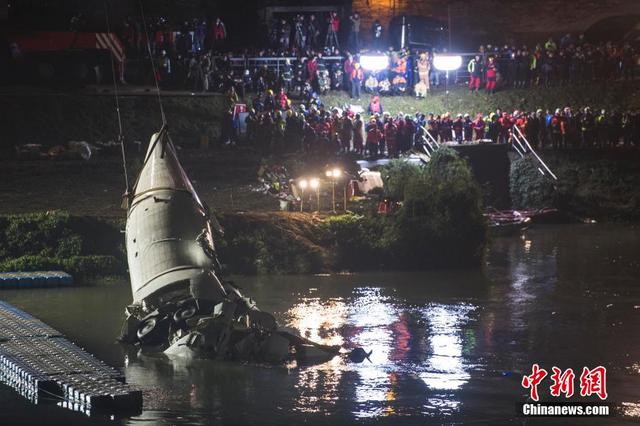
(433, 54, 462, 71)
(310, 178, 319, 189)
(360, 55, 388, 71)
(332, 168, 342, 178)
(299, 179, 308, 189)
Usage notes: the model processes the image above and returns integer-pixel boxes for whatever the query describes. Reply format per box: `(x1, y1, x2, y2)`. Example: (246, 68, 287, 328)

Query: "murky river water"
(1, 224, 639, 425)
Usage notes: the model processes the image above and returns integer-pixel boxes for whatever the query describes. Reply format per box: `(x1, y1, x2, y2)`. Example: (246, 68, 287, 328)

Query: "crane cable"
(138, 0, 167, 126)
(103, 0, 129, 194)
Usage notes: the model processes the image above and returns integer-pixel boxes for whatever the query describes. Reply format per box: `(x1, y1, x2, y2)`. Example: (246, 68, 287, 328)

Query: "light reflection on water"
(285, 287, 476, 418)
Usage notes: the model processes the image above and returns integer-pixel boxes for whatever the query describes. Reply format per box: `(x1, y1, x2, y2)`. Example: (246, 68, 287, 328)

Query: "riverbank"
(0, 210, 482, 278)
(0, 149, 487, 277)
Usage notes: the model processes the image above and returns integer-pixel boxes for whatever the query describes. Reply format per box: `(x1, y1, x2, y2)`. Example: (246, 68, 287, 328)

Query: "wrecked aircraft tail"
(126, 127, 224, 305)
(120, 128, 340, 364)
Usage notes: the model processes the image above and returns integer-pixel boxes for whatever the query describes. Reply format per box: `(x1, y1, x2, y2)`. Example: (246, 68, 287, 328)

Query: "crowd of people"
(110, 11, 639, 97)
(466, 35, 637, 92)
(222, 85, 640, 157)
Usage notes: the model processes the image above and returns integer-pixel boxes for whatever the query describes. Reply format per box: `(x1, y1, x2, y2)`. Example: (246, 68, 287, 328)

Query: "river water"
(1, 224, 639, 425)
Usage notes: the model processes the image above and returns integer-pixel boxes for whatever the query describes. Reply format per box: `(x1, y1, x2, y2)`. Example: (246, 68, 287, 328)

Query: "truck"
(4, 30, 125, 85)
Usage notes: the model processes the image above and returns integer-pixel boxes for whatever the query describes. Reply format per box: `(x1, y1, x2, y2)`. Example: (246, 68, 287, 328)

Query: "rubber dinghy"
(119, 127, 339, 364)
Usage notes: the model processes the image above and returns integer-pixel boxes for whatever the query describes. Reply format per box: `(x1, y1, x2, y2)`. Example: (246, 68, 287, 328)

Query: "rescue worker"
(350, 62, 364, 99)
(344, 54, 355, 94)
(275, 88, 289, 110)
(498, 112, 512, 144)
(366, 118, 382, 156)
(281, 59, 293, 92)
(368, 95, 383, 115)
(384, 117, 398, 158)
(550, 108, 565, 149)
(401, 116, 415, 152)
(472, 113, 486, 140)
(485, 56, 497, 94)
(426, 113, 438, 143)
(439, 113, 453, 142)
(526, 111, 541, 148)
(353, 113, 365, 154)
(486, 113, 500, 143)
(212, 18, 226, 50)
(339, 111, 353, 152)
(307, 56, 319, 88)
(415, 52, 430, 97)
(595, 109, 608, 149)
(463, 113, 473, 142)
(468, 55, 482, 92)
(453, 114, 464, 143)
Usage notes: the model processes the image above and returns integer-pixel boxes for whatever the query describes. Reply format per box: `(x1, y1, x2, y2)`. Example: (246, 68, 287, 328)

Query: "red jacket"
(213, 23, 226, 40)
(384, 122, 397, 143)
(350, 68, 363, 81)
(486, 63, 497, 80)
(307, 60, 318, 81)
(329, 16, 340, 33)
(499, 116, 513, 134)
(276, 93, 288, 110)
(369, 99, 382, 114)
(366, 126, 382, 145)
(344, 59, 354, 76)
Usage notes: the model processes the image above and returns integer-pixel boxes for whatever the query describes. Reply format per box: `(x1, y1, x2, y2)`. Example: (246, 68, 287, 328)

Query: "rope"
(138, 0, 167, 126)
(103, 0, 129, 192)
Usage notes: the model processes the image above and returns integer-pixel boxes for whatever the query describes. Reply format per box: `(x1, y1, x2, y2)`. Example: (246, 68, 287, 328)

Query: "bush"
(0, 211, 126, 279)
(0, 255, 123, 277)
(380, 159, 422, 200)
(2, 211, 75, 258)
(217, 213, 328, 275)
(321, 214, 386, 270)
(0, 255, 61, 272)
(385, 148, 487, 268)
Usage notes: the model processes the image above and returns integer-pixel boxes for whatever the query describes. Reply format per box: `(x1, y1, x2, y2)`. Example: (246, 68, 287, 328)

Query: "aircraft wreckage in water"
(119, 127, 342, 364)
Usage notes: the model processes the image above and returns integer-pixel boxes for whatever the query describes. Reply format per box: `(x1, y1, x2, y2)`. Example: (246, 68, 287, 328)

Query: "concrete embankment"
(511, 149, 640, 222)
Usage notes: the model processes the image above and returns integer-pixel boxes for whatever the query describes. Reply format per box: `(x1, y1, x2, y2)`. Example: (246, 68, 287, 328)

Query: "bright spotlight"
(360, 55, 388, 71)
(325, 170, 333, 178)
(433, 54, 462, 71)
(299, 179, 308, 189)
(332, 168, 342, 178)
(310, 178, 319, 189)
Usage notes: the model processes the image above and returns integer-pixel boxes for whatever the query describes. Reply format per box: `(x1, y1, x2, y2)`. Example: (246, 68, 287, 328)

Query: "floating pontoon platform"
(0, 301, 141, 416)
(0, 271, 73, 289)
